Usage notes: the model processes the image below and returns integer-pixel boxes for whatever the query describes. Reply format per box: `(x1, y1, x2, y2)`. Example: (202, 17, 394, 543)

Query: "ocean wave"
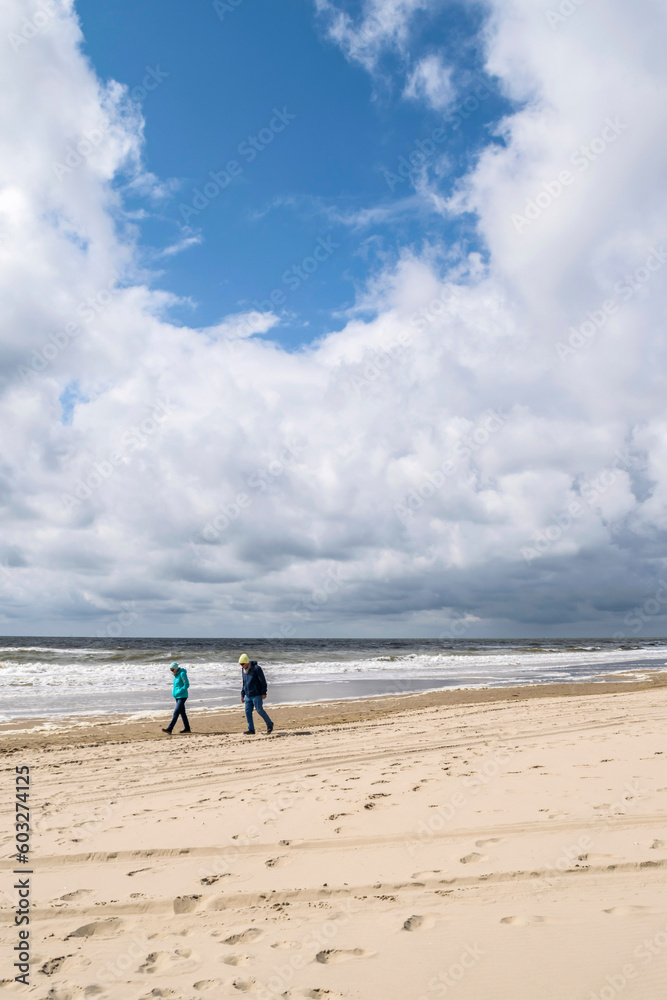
(2, 638, 667, 720)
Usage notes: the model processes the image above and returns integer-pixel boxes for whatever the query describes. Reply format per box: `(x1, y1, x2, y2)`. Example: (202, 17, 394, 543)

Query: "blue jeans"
(244, 695, 272, 732)
(167, 698, 190, 732)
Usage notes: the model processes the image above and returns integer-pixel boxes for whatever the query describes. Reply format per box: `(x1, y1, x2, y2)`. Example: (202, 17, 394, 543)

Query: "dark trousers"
(167, 697, 190, 732)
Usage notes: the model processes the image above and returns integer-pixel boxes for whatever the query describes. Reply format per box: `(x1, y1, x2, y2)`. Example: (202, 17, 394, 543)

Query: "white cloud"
(404, 53, 456, 110)
(314, 0, 434, 72)
(156, 234, 203, 258)
(2, 0, 667, 636)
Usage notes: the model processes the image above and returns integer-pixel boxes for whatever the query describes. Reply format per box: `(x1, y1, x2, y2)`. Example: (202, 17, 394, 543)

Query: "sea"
(1, 636, 666, 723)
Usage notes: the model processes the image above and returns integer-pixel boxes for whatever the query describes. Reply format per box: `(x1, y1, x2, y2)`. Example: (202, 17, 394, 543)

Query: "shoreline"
(3, 670, 667, 752)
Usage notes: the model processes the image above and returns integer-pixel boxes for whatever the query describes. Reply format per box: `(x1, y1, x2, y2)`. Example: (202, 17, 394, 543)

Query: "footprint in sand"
(476, 838, 503, 848)
(66, 918, 122, 940)
(221, 954, 251, 966)
(223, 929, 263, 945)
(232, 978, 259, 992)
(138, 949, 198, 974)
(201, 873, 233, 885)
(60, 889, 93, 901)
(40, 957, 67, 976)
(139, 952, 167, 974)
(651, 839, 667, 850)
(604, 905, 664, 917)
(315, 948, 372, 964)
(265, 856, 289, 868)
(40, 956, 82, 976)
(301, 991, 343, 998)
(402, 915, 435, 932)
(193, 980, 226, 992)
(271, 940, 299, 950)
(500, 915, 547, 925)
(460, 852, 488, 864)
(83, 987, 105, 996)
(411, 870, 442, 879)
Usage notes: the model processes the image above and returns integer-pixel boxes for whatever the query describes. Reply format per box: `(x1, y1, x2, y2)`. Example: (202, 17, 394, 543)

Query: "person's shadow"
(184, 730, 313, 737)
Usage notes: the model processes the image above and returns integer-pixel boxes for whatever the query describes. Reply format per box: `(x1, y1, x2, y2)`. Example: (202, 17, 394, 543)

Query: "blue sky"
(76, 0, 505, 348)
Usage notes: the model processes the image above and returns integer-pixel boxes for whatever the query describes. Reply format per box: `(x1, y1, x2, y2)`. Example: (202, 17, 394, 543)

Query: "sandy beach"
(2, 681, 667, 999)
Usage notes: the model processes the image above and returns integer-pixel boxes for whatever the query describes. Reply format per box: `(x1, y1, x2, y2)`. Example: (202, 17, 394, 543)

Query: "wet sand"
(1, 672, 666, 754)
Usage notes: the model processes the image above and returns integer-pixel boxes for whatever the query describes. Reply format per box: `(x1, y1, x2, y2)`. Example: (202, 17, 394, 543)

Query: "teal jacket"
(172, 668, 189, 699)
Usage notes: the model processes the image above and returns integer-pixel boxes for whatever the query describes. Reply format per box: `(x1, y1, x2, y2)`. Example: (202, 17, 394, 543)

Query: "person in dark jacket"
(162, 662, 191, 735)
(239, 653, 273, 735)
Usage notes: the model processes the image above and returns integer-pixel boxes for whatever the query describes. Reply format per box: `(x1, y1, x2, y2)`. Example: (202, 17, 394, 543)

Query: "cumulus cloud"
(2, 0, 667, 637)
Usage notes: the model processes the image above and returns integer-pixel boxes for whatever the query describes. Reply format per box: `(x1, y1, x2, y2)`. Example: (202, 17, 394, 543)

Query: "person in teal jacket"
(162, 662, 191, 734)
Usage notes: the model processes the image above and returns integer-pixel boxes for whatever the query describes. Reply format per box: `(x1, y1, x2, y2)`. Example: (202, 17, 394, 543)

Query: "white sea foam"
(1, 640, 666, 720)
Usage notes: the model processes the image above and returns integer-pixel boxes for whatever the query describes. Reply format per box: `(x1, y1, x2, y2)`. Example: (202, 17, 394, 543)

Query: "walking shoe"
(179, 729, 191, 734)
(266, 724, 274, 734)
(161, 728, 172, 734)
(243, 729, 255, 735)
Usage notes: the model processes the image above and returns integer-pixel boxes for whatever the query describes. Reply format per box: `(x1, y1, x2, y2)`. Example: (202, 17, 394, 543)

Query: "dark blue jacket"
(241, 661, 267, 699)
